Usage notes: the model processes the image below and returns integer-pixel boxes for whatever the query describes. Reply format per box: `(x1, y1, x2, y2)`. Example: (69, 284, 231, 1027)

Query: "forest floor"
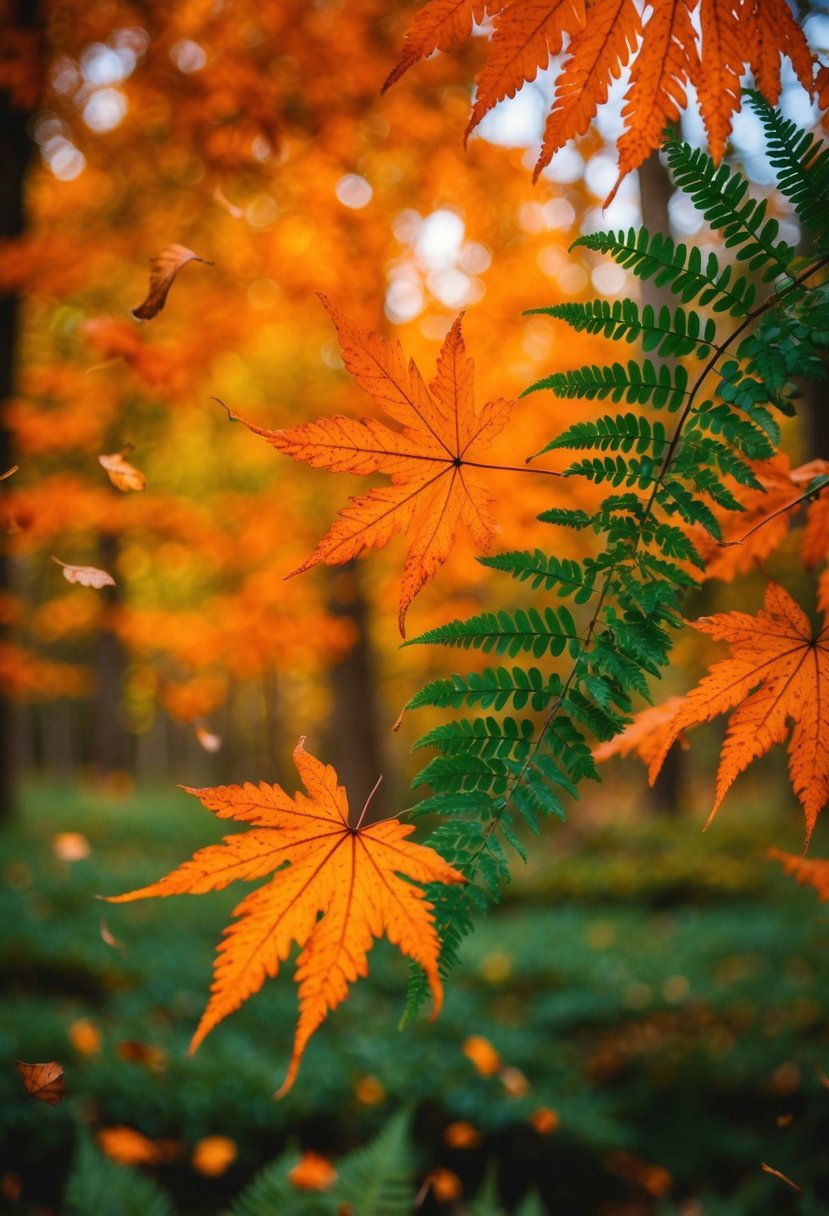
(1, 776, 828, 1214)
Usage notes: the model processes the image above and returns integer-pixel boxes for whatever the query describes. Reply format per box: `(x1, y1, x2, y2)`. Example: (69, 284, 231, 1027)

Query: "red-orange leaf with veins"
(105, 739, 465, 1098)
(16, 1060, 65, 1105)
(385, 0, 816, 191)
(651, 583, 829, 844)
(593, 696, 687, 782)
(234, 296, 515, 634)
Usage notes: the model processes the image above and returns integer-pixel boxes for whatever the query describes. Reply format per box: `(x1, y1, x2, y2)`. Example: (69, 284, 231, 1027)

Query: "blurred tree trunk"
(91, 534, 131, 773)
(0, 3, 40, 820)
(638, 149, 685, 816)
(326, 562, 389, 822)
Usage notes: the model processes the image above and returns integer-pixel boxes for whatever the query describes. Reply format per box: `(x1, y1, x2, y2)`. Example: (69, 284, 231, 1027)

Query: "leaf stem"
(356, 775, 384, 830)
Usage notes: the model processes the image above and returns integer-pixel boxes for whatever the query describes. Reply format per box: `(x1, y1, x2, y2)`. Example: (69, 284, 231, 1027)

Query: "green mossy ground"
(2, 779, 828, 1213)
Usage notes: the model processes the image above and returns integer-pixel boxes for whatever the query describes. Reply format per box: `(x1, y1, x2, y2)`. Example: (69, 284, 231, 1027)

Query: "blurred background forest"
(2, 1, 829, 1213)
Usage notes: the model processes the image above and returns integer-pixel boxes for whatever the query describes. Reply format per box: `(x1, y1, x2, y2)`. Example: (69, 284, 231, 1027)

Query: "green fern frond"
(479, 550, 596, 599)
(748, 91, 829, 245)
(407, 607, 580, 658)
(664, 139, 797, 279)
(407, 667, 563, 712)
(538, 413, 668, 457)
(335, 1110, 416, 1216)
(526, 359, 689, 411)
(66, 1131, 177, 1216)
(527, 297, 717, 357)
(413, 716, 536, 761)
(572, 227, 756, 315)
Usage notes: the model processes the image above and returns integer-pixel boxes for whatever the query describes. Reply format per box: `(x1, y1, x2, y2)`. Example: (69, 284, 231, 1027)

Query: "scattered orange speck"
(500, 1065, 530, 1097)
(289, 1151, 337, 1191)
(116, 1040, 167, 1071)
(68, 1017, 101, 1056)
(427, 1167, 462, 1202)
(97, 1125, 161, 1167)
(462, 1034, 501, 1077)
(443, 1120, 482, 1149)
(53, 831, 90, 862)
(0, 1172, 22, 1202)
(530, 1106, 561, 1135)
(354, 1075, 385, 1105)
(192, 1135, 237, 1177)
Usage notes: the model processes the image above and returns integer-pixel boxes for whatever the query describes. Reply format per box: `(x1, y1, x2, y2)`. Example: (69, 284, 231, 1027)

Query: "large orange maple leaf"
(651, 583, 829, 844)
(384, 0, 816, 189)
(235, 296, 515, 634)
(106, 739, 465, 1097)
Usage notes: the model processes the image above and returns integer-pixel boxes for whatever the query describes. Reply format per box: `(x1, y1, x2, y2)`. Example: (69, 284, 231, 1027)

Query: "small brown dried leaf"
(761, 1162, 801, 1192)
(99, 451, 146, 492)
(132, 244, 212, 321)
(52, 557, 115, 589)
(16, 1060, 65, 1105)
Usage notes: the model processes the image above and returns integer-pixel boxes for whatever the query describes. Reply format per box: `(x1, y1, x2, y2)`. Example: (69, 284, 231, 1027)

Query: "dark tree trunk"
(0, 4, 40, 820)
(638, 150, 686, 816)
(325, 562, 389, 822)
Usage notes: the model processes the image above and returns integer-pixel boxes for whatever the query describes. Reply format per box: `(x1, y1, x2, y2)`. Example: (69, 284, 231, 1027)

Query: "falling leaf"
(52, 557, 115, 590)
(194, 720, 222, 752)
(52, 830, 91, 861)
(98, 451, 146, 492)
(0, 465, 18, 481)
(650, 583, 829, 844)
(105, 738, 465, 1096)
(99, 917, 126, 952)
(289, 1151, 337, 1191)
(760, 1162, 801, 1193)
(192, 1135, 237, 1177)
(235, 296, 514, 633)
(16, 1060, 65, 1106)
(132, 244, 212, 321)
(213, 186, 244, 219)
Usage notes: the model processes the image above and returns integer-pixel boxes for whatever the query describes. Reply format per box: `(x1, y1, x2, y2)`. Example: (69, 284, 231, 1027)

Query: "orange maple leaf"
(105, 739, 465, 1097)
(593, 695, 687, 782)
(384, 0, 816, 189)
(699, 456, 829, 582)
(651, 583, 829, 844)
(769, 848, 829, 900)
(235, 296, 515, 634)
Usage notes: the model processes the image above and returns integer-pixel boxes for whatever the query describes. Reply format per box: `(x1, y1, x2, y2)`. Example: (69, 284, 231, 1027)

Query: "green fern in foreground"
(404, 94, 829, 1018)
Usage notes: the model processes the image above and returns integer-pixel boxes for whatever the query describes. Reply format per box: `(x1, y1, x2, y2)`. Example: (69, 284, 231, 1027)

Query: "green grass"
(2, 778, 829, 1214)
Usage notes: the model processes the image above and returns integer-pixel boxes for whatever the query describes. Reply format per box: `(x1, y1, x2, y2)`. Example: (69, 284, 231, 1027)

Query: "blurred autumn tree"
(2, 0, 823, 823)
(0, 0, 615, 816)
